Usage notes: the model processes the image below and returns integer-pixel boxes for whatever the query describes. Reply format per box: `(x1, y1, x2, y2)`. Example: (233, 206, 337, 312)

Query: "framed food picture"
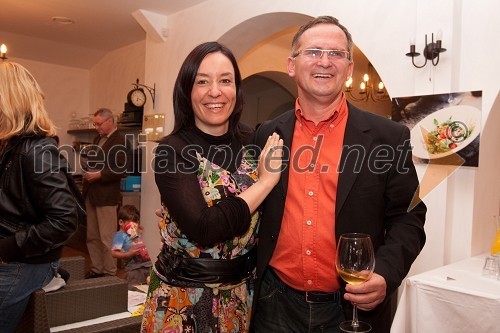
(391, 91, 482, 167)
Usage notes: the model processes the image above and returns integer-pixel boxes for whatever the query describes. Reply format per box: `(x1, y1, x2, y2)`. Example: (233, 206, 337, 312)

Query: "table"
(50, 289, 146, 332)
(391, 253, 500, 333)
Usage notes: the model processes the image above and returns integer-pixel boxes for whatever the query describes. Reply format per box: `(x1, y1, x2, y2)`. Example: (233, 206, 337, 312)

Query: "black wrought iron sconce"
(0, 44, 7, 61)
(406, 31, 446, 68)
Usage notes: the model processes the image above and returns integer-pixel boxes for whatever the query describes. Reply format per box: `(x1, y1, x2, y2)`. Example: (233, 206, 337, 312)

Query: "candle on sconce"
(345, 77, 353, 90)
(360, 82, 366, 91)
(378, 82, 385, 92)
(0, 44, 7, 59)
(437, 29, 443, 41)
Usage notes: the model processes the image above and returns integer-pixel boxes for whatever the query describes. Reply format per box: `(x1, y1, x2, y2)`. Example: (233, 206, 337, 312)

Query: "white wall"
(63, 41, 146, 173)
(11, 40, 146, 169)
(11, 59, 89, 145)
(90, 40, 146, 116)
(138, 0, 500, 277)
(472, 93, 500, 255)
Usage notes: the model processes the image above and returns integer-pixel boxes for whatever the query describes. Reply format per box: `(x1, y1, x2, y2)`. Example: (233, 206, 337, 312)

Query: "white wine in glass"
(336, 233, 375, 333)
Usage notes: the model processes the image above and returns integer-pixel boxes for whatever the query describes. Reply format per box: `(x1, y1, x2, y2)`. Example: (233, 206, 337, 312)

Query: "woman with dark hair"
(141, 42, 282, 332)
(0, 61, 79, 332)
(171, 41, 246, 140)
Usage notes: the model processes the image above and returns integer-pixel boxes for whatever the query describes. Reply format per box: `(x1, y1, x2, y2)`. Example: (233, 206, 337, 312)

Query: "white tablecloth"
(391, 253, 500, 333)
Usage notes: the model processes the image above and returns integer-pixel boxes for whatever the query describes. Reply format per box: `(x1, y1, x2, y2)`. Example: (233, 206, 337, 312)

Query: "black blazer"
(253, 103, 426, 333)
(82, 130, 131, 206)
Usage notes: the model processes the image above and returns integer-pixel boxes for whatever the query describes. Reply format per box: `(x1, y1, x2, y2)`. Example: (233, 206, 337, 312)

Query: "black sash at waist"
(155, 245, 257, 285)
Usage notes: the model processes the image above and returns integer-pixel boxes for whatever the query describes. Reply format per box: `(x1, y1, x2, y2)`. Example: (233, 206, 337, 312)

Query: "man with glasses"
(83, 108, 131, 278)
(252, 16, 426, 332)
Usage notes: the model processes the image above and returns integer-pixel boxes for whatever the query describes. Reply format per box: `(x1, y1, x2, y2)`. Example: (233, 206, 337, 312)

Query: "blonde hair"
(0, 61, 56, 140)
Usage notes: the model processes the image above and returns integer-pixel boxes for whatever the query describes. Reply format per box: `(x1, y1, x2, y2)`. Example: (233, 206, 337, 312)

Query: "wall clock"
(127, 88, 146, 108)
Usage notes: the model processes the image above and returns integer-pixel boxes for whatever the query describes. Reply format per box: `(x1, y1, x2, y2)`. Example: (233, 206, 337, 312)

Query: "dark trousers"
(254, 269, 345, 333)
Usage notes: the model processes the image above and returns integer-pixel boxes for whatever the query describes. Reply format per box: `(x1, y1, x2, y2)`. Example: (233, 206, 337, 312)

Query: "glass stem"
(352, 304, 360, 327)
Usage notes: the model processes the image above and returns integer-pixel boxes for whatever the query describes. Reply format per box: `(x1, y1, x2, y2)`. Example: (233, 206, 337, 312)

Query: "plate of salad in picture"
(410, 105, 481, 159)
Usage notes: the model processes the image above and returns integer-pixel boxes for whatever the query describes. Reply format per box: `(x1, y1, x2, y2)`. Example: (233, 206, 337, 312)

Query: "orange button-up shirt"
(270, 96, 349, 292)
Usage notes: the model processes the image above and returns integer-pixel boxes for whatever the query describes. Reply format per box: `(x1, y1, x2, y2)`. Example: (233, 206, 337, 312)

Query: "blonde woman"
(0, 61, 78, 333)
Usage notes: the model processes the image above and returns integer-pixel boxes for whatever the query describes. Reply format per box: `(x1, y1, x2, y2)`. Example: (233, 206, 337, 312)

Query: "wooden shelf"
(67, 128, 95, 135)
(67, 126, 142, 135)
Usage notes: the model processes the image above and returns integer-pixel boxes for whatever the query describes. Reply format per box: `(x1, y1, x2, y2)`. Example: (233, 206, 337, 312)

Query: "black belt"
(270, 269, 341, 303)
(155, 246, 256, 285)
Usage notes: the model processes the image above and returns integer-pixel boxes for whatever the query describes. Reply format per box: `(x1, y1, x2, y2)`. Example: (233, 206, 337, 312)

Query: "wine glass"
(336, 233, 375, 333)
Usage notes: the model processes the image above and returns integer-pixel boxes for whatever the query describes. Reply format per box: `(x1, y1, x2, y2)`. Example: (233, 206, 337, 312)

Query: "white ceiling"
(0, 0, 207, 68)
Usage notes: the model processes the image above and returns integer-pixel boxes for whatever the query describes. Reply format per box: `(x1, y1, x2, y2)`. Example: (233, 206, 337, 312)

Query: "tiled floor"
(61, 245, 126, 279)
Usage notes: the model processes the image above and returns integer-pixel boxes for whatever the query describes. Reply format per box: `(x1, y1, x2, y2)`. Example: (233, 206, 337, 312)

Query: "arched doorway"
(218, 13, 392, 122)
(241, 72, 296, 129)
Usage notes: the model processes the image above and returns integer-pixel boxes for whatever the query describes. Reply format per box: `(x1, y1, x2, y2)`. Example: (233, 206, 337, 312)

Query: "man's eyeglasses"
(93, 118, 111, 127)
(294, 49, 350, 61)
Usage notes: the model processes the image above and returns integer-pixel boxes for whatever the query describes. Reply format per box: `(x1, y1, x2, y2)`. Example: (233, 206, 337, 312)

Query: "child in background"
(111, 205, 152, 288)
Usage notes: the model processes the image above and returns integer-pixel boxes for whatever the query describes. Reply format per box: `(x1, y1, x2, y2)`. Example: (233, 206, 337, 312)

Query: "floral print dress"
(141, 148, 260, 333)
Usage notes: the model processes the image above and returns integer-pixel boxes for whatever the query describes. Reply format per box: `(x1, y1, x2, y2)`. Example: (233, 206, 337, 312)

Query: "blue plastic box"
(120, 176, 141, 192)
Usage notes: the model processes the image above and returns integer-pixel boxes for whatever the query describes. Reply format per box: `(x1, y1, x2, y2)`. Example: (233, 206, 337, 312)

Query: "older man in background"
(83, 108, 131, 278)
